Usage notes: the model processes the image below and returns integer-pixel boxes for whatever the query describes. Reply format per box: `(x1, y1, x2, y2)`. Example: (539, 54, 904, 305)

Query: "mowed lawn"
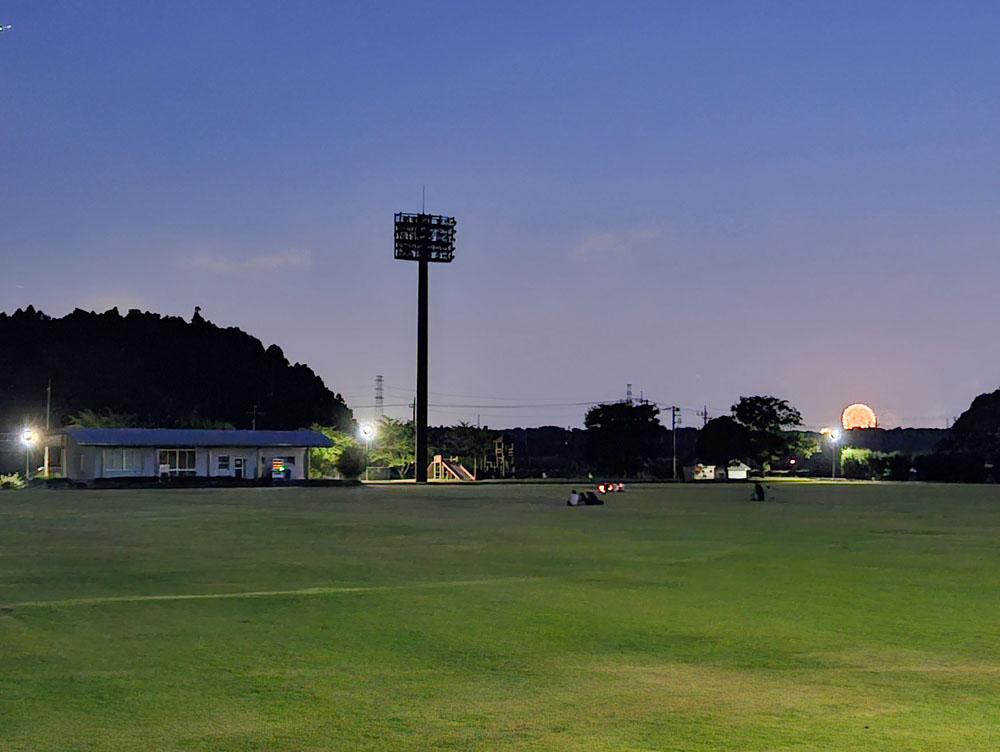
(3, 483, 1000, 751)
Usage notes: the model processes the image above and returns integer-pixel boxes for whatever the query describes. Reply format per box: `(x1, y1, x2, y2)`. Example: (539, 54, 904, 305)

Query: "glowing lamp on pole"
(21, 428, 34, 482)
(359, 423, 376, 481)
(820, 427, 841, 479)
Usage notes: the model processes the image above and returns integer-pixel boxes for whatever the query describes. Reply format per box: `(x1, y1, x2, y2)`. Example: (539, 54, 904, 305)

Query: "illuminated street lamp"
(820, 427, 841, 479)
(359, 423, 376, 481)
(21, 428, 34, 482)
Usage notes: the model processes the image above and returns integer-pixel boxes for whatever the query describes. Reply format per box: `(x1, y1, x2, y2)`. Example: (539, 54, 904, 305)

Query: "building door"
(233, 457, 245, 479)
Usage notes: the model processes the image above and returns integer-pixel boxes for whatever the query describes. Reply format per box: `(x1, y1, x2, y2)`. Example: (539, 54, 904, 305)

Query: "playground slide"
(443, 459, 475, 480)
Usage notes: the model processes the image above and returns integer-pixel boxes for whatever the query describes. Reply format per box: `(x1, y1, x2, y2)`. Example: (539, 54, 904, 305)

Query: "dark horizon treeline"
(0, 306, 353, 435)
(3, 305, 997, 483)
(432, 425, 948, 480)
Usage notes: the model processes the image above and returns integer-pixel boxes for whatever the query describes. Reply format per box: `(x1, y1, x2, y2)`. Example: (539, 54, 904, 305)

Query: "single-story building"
(61, 427, 333, 481)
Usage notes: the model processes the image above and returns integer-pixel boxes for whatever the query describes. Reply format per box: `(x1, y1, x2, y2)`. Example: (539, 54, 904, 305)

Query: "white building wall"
(258, 447, 308, 480)
(63, 440, 312, 480)
(208, 448, 257, 479)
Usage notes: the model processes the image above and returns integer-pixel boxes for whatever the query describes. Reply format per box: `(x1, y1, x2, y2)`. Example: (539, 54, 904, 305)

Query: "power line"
(349, 400, 607, 410)
(381, 386, 625, 403)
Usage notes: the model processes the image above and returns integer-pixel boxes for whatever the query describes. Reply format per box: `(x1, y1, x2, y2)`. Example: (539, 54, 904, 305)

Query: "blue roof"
(63, 427, 333, 448)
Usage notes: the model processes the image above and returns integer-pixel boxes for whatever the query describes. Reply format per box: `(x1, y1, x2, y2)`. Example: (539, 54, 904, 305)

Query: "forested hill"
(0, 307, 352, 431)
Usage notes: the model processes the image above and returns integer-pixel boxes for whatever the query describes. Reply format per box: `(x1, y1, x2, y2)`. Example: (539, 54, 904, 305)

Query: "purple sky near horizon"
(2, 1, 999, 430)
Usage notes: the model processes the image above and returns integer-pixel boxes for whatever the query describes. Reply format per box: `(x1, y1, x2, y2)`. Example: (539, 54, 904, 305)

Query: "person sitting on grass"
(566, 489, 581, 506)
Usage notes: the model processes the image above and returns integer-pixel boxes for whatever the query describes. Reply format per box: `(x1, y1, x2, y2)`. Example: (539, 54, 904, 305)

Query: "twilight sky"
(3, 1, 999, 430)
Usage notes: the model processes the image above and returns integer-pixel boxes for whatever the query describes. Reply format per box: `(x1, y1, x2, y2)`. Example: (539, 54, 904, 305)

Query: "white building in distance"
(61, 427, 332, 481)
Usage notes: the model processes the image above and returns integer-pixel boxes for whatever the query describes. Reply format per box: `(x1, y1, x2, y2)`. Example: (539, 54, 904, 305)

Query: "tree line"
(312, 396, 865, 480)
(315, 390, 1000, 482)
(0, 307, 352, 468)
(4, 305, 998, 482)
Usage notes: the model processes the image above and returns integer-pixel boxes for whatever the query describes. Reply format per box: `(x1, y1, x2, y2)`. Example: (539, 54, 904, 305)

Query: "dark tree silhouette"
(584, 402, 665, 477)
(731, 395, 803, 470)
(731, 396, 802, 434)
(950, 388, 1000, 456)
(0, 306, 353, 431)
(696, 416, 751, 465)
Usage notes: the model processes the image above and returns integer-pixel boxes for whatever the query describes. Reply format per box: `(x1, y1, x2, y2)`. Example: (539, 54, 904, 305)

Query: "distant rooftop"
(63, 427, 333, 448)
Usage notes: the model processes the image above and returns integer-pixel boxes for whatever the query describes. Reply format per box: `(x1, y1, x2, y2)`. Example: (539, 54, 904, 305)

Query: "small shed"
(726, 461, 752, 480)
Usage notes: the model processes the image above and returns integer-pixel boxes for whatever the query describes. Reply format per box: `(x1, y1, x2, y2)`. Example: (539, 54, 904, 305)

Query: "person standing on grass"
(754, 481, 766, 502)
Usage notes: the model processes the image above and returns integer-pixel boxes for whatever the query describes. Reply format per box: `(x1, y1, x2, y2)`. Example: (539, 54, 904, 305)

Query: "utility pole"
(44, 379, 51, 478)
(374, 375, 384, 421)
(671, 406, 682, 481)
(248, 404, 264, 431)
(626, 383, 632, 405)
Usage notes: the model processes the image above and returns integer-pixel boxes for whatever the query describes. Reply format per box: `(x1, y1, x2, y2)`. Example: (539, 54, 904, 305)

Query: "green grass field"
(4, 482, 1000, 750)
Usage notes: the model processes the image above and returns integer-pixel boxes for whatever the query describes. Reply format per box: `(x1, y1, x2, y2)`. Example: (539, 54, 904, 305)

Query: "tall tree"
(308, 425, 359, 479)
(731, 396, 803, 470)
(732, 396, 803, 434)
(696, 416, 751, 464)
(584, 402, 665, 477)
(369, 416, 416, 480)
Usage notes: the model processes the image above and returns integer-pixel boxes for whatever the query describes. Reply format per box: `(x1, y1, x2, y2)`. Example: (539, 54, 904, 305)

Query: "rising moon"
(841, 403, 878, 429)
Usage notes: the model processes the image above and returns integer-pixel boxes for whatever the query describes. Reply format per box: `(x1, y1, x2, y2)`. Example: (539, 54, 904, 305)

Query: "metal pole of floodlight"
(394, 211, 457, 483)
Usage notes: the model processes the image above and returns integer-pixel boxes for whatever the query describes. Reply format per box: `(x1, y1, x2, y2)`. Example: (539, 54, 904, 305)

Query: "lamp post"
(821, 427, 841, 479)
(21, 428, 33, 482)
(360, 423, 375, 481)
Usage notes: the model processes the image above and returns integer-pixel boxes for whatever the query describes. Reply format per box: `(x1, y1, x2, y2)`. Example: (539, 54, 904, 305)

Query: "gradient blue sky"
(3, 1, 998, 429)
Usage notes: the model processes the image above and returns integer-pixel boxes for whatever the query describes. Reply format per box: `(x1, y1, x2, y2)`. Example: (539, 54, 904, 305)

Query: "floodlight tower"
(394, 212, 457, 482)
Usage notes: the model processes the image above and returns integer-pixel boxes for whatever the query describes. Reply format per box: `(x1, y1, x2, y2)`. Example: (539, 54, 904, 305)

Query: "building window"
(218, 455, 230, 471)
(103, 448, 143, 472)
(158, 449, 197, 476)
